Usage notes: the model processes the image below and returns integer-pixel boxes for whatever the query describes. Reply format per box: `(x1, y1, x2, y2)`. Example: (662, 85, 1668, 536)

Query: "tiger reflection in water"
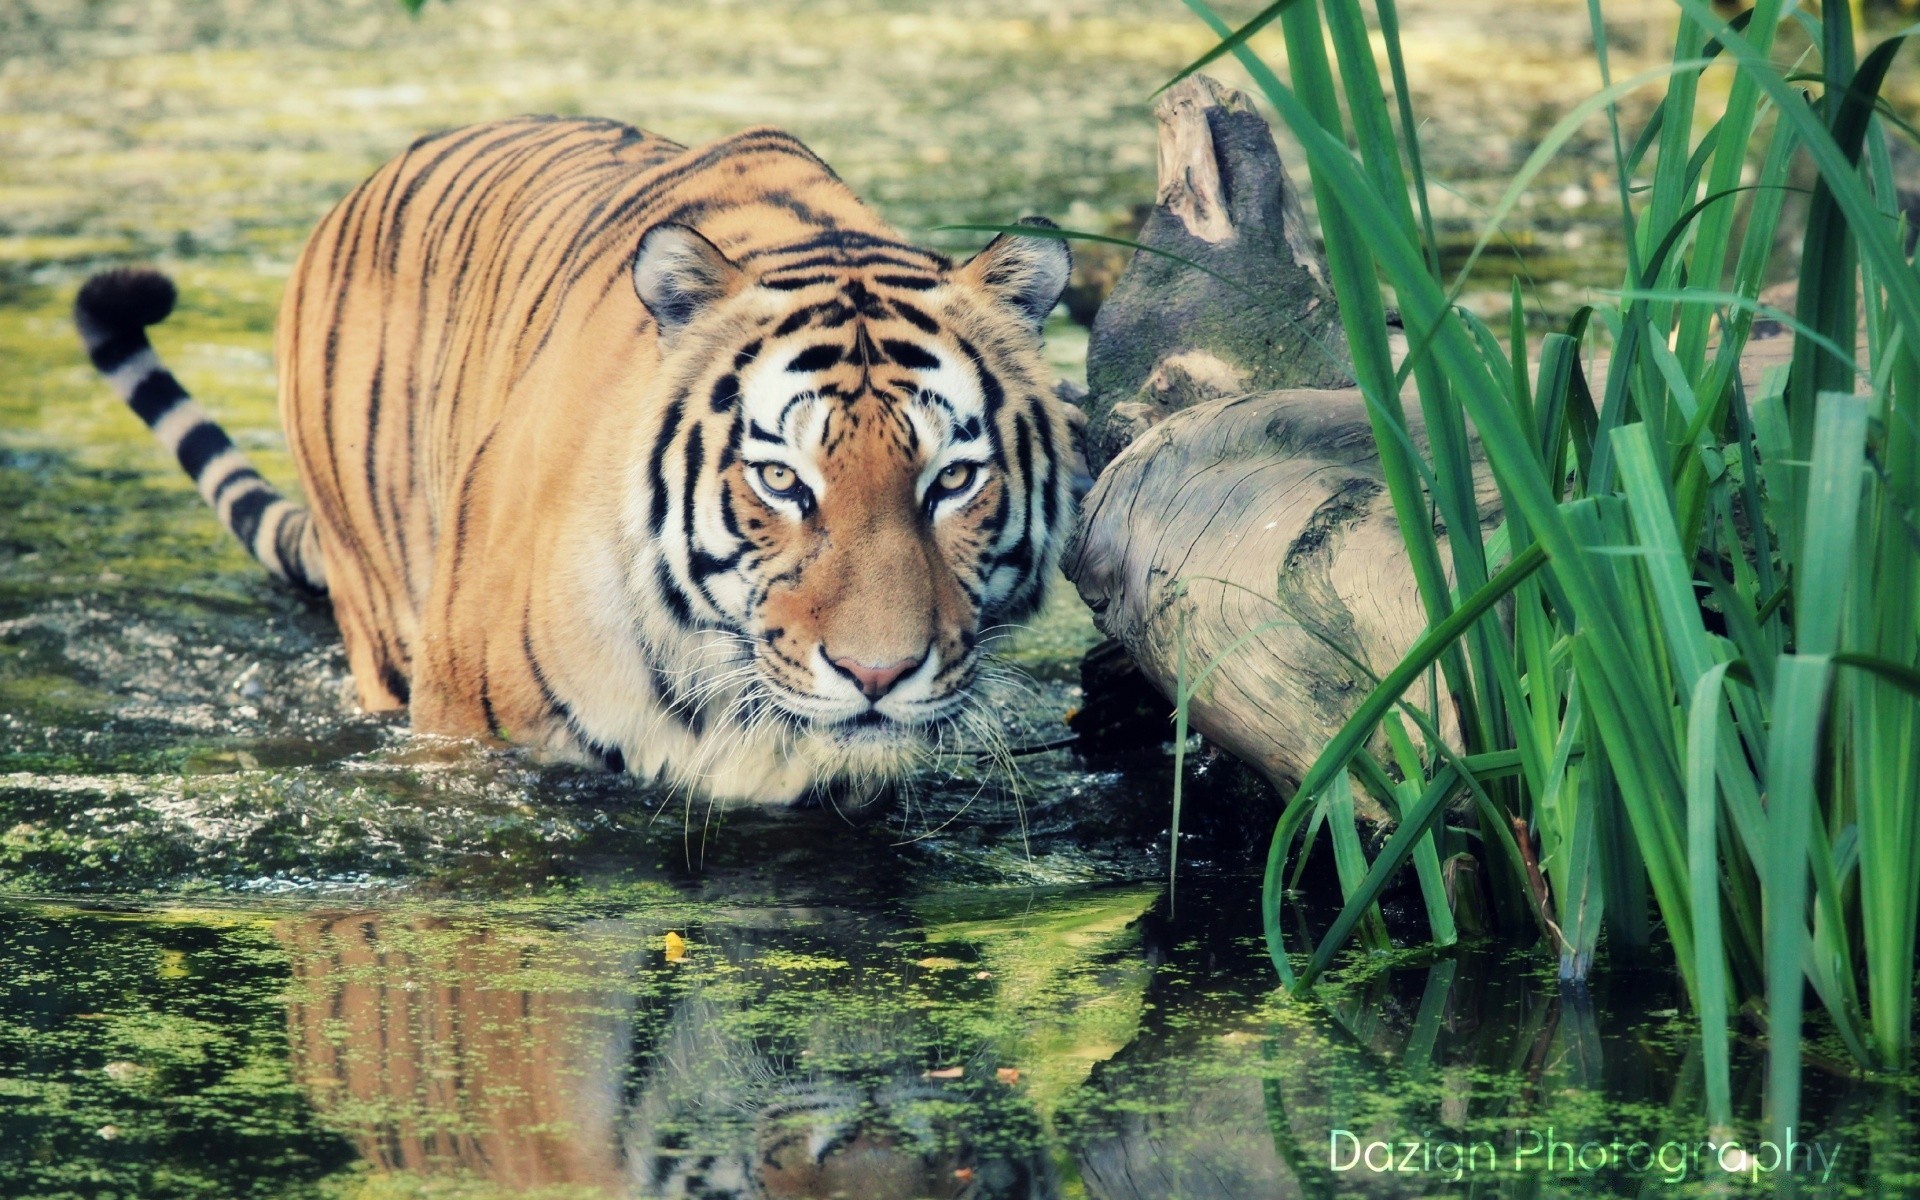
(280, 914, 1047, 1199)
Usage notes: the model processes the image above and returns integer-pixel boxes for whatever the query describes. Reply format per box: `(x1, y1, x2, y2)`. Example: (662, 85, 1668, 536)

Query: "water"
(8, 876, 1917, 1199)
(6, 0, 1920, 1195)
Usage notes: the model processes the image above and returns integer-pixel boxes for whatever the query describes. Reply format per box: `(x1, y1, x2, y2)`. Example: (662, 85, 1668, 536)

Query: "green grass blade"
(1300, 766, 1463, 988)
(1325, 769, 1390, 952)
(1835, 653, 1920, 700)
(1798, 391, 1872, 657)
(1851, 321, 1920, 1068)
(1323, 0, 1415, 228)
(1789, 33, 1908, 467)
(1171, 609, 1190, 916)
(1620, 7, 1758, 179)
(1685, 662, 1738, 1132)
(1381, 716, 1458, 948)
(1438, 60, 1715, 321)
(1613, 424, 1719, 689)
(1765, 654, 1832, 1146)
(1375, 0, 1440, 276)
(1585, 0, 1648, 295)
(1219, 25, 1694, 819)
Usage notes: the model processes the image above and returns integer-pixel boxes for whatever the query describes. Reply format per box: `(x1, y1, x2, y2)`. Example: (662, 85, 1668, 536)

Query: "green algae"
(9, 884, 1917, 1199)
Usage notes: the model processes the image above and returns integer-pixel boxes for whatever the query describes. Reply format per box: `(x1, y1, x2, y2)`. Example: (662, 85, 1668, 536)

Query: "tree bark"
(1082, 74, 1352, 471)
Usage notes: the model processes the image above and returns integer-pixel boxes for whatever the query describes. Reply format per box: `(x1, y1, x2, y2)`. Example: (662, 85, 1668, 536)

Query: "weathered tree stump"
(1082, 75, 1352, 470)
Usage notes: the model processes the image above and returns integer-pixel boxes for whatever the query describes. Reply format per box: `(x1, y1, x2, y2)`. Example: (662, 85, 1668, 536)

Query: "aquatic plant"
(1149, 0, 1920, 1144)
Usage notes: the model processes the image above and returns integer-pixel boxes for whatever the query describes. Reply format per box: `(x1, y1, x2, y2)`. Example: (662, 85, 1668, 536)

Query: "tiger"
(74, 115, 1084, 804)
(281, 911, 1050, 1198)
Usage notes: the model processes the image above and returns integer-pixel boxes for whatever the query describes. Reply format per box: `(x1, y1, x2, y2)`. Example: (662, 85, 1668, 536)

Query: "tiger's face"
(624, 220, 1080, 790)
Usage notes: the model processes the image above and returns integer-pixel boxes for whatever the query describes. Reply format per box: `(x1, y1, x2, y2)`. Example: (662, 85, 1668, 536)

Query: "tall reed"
(1156, 0, 1920, 1139)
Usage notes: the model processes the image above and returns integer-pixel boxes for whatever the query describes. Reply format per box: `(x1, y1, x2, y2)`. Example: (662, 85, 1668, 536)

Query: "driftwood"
(1070, 387, 1498, 797)
(1064, 74, 1800, 799)
(1082, 75, 1352, 470)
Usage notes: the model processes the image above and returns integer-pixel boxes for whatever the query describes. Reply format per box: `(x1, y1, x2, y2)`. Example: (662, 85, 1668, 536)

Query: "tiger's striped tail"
(74, 268, 328, 594)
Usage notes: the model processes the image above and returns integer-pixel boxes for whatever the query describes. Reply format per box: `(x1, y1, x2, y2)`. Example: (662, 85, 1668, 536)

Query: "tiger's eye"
(936, 462, 977, 493)
(756, 463, 798, 493)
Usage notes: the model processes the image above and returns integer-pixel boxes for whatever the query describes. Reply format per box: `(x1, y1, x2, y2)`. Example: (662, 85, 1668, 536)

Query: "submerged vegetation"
(1138, 0, 1920, 1148)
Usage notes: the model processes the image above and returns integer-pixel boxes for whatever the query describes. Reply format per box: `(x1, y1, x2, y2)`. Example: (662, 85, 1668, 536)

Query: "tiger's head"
(622, 219, 1082, 796)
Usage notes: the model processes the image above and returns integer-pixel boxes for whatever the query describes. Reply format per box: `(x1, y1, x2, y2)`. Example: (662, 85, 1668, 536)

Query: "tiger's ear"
(955, 216, 1071, 333)
(632, 223, 746, 342)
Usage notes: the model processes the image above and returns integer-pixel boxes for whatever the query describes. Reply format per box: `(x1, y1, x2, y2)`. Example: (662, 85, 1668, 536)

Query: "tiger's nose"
(829, 653, 924, 700)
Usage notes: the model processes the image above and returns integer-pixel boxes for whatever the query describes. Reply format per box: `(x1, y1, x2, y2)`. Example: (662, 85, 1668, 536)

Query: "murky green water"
(6, 0, 1920, 1195)
(8, 879, 1919, 1199)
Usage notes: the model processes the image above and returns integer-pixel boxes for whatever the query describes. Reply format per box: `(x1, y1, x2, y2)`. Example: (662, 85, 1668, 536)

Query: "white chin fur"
(663, 703, 933, 807)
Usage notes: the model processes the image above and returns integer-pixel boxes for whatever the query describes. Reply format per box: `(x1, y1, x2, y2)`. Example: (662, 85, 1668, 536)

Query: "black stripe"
(526, 605, 635, 765)
(761, 274, 836, 291)
(955, 336, 1005, 417)
(759, 228, 946, 262)
(872, 273, 938, 290)
(480, 670, 500, 738)
(88, 331, 150, 374)
(381, 664, 411, 705)
(1030, 400, 1061, 534)
(278, 514, 325, 595)
(812, 301, 857, 329)
(210, 466, 265, 506)
(756, 189, 833, 229)
(647, 397, 685, 535)
(681, 424, 727, 610)
(227, 487, 275, 547)
(1007, 414, 1036, 575)
(761, 250, 935, 274)
(689, 549, 741, 580)
(709, 373, 741, 412)
(842, 279, 887, 318)
(881, 339, 940, 370)
(774, 305, 826, 337)
(888, 298, 940, 333)
(786, 344, 842, 373)
(979, 464, 1011, 543)
(648, 662, 706, 735)
(127, 371, 188, 425)
(174, 422, 234, 479)
(655, 559, 694, 626)
(522, 610, 570, 718)
(717, 468, 745, 538)
(382, 123, 530, 273)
